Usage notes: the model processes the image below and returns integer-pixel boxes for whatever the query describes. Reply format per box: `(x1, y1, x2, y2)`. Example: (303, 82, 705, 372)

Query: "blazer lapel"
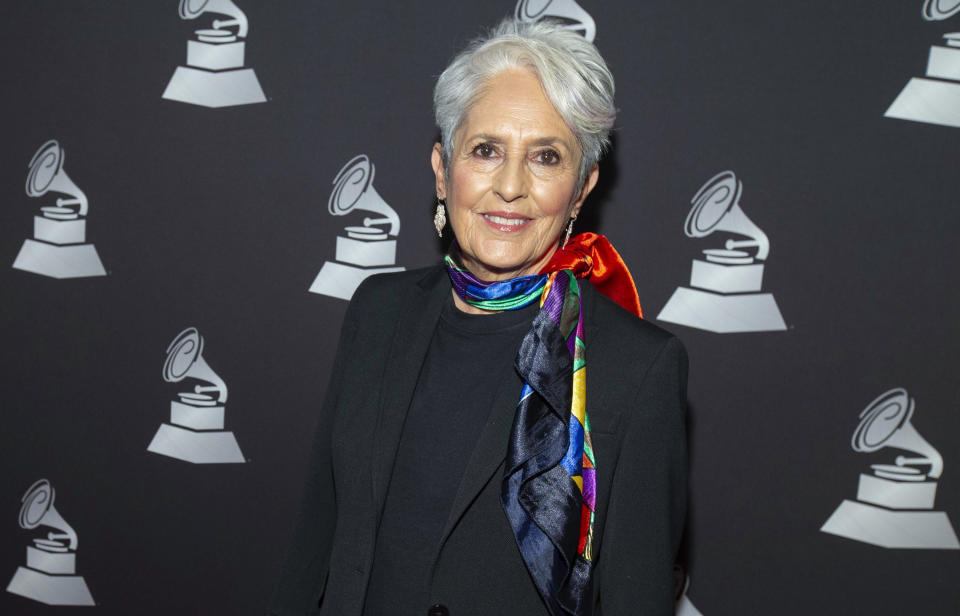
(436, 278, 604, 552)
(372, 265, 450, 519)
(436, 363, 520, 551)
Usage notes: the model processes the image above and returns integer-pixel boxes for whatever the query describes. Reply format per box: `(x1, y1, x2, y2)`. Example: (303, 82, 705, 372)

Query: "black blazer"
(270, 264, 688, 616)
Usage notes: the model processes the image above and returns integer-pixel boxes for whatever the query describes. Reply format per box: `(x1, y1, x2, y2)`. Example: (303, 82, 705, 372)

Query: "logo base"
(676, 593, 704, 616)
(6, 567, 94, 606)
(657, 286, 786, 333)
(310, 261, 405, 300)
(821, 499, 960, 549)
(885, 77, 960, 129)
(12, 239, 106, 279)
(162, 66, 266, 108)
(147, 423, 245, 464)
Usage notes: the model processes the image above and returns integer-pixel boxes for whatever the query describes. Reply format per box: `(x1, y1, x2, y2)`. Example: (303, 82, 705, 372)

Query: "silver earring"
(562, 216, 576, 248)
(434, 200, 447, 238)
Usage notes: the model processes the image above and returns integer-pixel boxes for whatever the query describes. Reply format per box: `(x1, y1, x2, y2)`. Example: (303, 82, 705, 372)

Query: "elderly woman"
(271, 19, 687, 616)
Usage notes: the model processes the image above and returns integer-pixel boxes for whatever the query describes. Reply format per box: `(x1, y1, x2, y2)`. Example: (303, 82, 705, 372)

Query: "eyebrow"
(465, 133, 572, 150)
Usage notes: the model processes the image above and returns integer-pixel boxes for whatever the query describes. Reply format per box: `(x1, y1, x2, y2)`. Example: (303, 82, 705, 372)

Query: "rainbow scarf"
(445, 233, 641, 616)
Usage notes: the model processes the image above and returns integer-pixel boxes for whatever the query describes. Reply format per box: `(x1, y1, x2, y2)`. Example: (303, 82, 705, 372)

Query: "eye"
(472, 143, 497, 158)
(535, 149, 561, 165)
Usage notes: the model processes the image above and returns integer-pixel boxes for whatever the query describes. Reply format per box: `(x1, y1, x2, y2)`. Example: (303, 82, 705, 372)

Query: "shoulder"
(352, 264, 443, 301)
(348, 264, 446, 317)
(331, 264, 446, 371)
(580, 281, 688, 422)
(581, 280, 683, 363)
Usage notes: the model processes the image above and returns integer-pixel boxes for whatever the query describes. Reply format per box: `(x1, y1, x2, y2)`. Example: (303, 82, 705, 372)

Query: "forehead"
(459, 69, 574, 143)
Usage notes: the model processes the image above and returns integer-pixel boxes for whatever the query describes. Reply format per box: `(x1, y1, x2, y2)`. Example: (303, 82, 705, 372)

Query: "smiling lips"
(482, 211, 533, 233)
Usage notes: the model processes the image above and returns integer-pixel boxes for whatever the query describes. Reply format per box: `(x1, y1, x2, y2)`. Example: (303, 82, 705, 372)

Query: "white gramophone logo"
(147, 327, 245, 464)
(162, 0, 266, 108)
(12, 140, 106, 279)
(821, 387, 959, 549)
(676, 576, 704, 616)
(309, 155, 405, 300)
(6, 479, 94, 606)
(885, 0, 960, 128)
(656, 171, 786, 333)
(515, 0, 596, 42)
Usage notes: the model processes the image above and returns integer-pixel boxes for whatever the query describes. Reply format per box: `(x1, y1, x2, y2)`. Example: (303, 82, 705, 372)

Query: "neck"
(451, 290, 497, 315)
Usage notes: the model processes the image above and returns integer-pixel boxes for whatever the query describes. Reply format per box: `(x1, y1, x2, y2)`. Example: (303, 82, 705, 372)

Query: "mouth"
(481, 211, 533, 233)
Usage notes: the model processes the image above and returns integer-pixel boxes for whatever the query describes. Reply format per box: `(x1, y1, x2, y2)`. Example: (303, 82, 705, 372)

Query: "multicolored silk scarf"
(445, 232, 642, 616)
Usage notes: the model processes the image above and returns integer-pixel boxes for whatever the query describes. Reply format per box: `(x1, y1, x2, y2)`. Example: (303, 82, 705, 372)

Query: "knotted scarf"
(444, 232, 642, 616)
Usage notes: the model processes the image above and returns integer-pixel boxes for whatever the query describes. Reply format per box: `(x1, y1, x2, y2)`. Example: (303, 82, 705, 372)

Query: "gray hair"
(433, 18, 616, 184)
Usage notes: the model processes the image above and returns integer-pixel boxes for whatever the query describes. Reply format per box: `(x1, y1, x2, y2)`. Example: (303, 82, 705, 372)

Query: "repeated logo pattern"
(162, 0, 266, 108)
(657, 171, 786, 333)
(885, 1, 960, 128)
(12, 141, 106, 279)
(309, 155, 405, 301)
(147, 327, 245, 464)
(515, 0, 596, 42)
(6, 480, 94, 606)
(5, 3, 960, 613)
(821, 388, 959, 549)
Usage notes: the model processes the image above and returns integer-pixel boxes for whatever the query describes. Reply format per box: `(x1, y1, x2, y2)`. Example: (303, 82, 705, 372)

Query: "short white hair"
(433, 18, 616, 184)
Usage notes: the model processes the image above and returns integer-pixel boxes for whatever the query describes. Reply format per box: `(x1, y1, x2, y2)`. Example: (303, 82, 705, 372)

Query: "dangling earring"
(562, 216, 576, 248)
(434, 200, 447, 238)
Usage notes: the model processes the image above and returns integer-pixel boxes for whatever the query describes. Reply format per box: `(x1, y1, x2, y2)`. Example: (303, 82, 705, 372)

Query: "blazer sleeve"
(597, 336, 688, 616)
(268, 297, 361, 616)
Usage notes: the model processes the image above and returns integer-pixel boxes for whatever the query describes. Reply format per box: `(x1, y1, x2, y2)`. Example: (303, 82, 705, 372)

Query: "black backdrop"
(2, 1, 958, 614)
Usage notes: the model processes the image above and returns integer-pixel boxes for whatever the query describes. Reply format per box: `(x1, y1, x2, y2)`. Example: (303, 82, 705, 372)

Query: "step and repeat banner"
(1, 1, 958, 614)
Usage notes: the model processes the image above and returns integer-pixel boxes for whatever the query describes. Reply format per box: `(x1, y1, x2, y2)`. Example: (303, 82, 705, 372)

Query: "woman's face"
(432, 69, 599, 281)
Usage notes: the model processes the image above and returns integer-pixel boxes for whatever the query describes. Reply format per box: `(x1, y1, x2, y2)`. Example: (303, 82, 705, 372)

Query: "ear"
(570, 164, 599, 219)
(431, 143, 447, 200)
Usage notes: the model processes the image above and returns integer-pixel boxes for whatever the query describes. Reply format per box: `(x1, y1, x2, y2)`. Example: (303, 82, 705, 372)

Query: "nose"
(492, 155, 528, 203)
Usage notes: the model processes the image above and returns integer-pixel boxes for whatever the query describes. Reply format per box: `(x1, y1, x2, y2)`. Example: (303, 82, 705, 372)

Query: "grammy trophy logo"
(922, 0, 960, 20)
(656, 171, 786, 333)
(515, 0, 596, 42)
(309, 155, 405, 300)
(12, 140, 106, 279)
(885, 0, 960, 128)
(162, 0, 267, 108)
(821, 387, 959, 549)
(676, 576, 704, 616)
(6, 479, 94, 606)
(147, 327, 245, 464)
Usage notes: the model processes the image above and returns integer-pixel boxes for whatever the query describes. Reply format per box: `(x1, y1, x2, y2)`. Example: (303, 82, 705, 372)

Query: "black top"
(362, 295, 538, 615)
(269, 265, 687, 616)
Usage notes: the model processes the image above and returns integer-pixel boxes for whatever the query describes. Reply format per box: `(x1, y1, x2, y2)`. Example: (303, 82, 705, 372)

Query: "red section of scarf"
(541, 232, 643, 318)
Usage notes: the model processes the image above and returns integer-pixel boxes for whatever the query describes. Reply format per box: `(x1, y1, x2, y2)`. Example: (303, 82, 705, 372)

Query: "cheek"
(447, 167, 485, 221)
(532, 179, 578, 220)
(454, 163, 487, 190)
